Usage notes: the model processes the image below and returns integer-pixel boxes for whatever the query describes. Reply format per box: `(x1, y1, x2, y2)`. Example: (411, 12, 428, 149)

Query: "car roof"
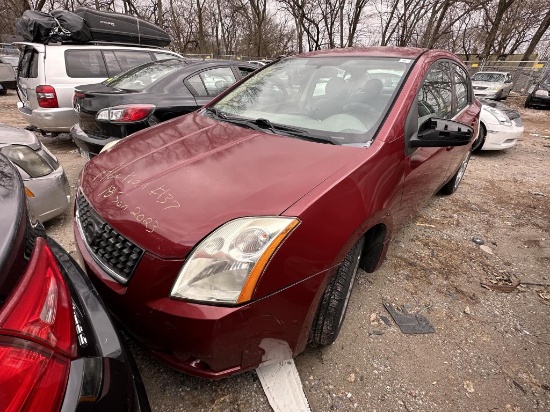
(298, 46, 427, 59)
(0, 123, 41, 150)
(13, 41, 182, 55)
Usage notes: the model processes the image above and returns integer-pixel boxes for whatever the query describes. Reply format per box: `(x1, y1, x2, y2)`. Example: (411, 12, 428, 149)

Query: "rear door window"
(103, 51, 122, 77)
(112, 51, 153, 71)
(18, 47, 38, 78)
(65, 50, 108, 78)
(187, 67, 236, 97)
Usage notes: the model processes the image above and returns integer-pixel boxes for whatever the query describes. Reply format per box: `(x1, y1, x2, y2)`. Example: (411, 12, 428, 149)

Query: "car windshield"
(210, 56, 411, 146)
(472, 72, 505, 83)
(104, 59, 184, 91)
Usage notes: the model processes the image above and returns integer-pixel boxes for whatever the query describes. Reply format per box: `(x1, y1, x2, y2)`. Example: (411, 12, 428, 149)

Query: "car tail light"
(96, 104, 155, 123)
(0, 337, 70, 412)
(0, 237, 76, 357)
(36, 85, 59, 108)
(73, 91, 85, 107)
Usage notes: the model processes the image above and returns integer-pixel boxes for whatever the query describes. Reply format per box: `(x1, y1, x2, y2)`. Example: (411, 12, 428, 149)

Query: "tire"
(525, 96, 532, 108)
(0, 87, 7, 96)
(471, 123, 486, 152)
(439, 151, 471, 195)
(309, 236, 365, 347)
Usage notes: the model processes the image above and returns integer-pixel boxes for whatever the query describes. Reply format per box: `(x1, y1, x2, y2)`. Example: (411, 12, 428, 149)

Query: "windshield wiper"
(204, 109, 340, 145)
(255, 118, 340, 145)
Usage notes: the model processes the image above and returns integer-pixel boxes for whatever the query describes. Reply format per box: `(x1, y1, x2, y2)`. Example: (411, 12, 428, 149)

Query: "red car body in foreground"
(74, 47, 481, 379)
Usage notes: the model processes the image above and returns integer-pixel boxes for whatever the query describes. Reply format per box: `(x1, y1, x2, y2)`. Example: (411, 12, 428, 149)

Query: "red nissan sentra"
(74, 47, 481, 379)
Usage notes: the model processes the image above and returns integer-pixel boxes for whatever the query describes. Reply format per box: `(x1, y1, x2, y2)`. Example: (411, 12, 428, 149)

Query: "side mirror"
(410, 118, 473, 147)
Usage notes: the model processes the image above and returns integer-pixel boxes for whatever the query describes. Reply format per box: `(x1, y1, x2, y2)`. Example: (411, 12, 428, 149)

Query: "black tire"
(525, 96, 532, 108)
(471, 123, 486, 152)
(439, 151, 471, 195)
(309, 236, 365, 347)
(0, 87, 7, 96)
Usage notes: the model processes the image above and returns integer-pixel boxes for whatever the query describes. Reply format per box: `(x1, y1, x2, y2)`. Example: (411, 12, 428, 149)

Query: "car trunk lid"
(74, 84, 135, 138)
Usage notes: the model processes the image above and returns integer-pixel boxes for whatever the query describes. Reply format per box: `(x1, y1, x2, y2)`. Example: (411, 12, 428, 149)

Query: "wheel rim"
(453, 152, 470, 191)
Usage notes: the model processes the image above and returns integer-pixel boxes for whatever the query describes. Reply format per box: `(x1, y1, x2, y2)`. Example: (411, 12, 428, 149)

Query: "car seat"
(311, 77, 349, 120)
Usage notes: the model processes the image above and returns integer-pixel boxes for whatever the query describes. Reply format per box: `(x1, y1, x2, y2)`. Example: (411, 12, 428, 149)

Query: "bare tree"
(522, 6, 550, 61)
(479, 0, 517, 60)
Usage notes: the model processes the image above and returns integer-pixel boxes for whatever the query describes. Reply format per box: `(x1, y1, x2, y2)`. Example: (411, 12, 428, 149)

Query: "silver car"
(0, 123, 70, 222)
(471, 71, 513, 100)
(15, 42, 182, 134)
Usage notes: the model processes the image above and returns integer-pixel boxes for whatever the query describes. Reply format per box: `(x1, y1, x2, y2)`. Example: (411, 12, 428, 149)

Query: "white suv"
(16, 42, 181, 134)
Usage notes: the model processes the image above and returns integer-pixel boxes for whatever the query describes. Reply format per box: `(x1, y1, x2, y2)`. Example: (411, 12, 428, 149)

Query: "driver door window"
(417, 62, 453, 121)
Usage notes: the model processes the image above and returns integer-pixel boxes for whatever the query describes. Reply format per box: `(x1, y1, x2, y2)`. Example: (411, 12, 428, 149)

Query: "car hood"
(80, 112, 361, 258)
(480, 99, 520, 120)
(0, 123, 41, 149)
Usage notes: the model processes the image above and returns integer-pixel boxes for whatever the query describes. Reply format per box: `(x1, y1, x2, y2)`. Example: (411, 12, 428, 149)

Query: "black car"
(0, 152, 150, 411)
(71, 58, 257, 159)
(525, 74, 550, 109)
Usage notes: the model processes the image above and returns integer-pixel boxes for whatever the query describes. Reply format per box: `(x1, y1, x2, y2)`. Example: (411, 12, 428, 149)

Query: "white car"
(473, 99, 523, 151)
(471, 71, 513, 100)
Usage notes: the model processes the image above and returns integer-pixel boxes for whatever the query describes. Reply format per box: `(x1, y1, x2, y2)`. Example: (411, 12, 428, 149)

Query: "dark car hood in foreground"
(81, 112, 361, 258)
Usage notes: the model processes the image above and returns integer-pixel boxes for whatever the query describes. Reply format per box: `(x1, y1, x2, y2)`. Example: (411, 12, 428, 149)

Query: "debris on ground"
(383, 303, 435, 334)
(481, 273, 521, 293)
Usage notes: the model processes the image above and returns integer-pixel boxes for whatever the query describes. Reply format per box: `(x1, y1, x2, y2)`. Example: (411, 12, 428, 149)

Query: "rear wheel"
(440, 151, 471, 195)
(309, 236, 364, 347)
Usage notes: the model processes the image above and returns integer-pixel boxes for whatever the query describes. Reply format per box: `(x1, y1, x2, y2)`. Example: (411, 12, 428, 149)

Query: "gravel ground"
(1, 90, 549, 411)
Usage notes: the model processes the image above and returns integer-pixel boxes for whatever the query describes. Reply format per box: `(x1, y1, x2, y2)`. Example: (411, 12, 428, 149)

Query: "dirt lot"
(1, 90, 549, 411)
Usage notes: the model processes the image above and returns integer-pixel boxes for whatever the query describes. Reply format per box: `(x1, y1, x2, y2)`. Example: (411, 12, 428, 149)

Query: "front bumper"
(48, 238, 150, 411)
(71, 123, 120, 159)
(73, 222, 331, 379)
(482, 120, 524, 150)
(17, 102, 78, 133)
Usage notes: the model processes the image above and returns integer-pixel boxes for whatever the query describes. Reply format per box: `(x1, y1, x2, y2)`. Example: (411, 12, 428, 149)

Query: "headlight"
(534, 89, 549, 97)
(0, 145, 54, 177)
(171, 217, 300, 304)
(484, 106, 512, 126)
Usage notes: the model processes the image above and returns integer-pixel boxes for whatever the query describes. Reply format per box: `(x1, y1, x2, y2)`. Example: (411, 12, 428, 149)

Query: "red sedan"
(74, 47, 481, 379)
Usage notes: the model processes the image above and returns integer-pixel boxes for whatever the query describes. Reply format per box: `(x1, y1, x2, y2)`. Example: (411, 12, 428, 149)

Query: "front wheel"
(309, 237, 365, 347)
(471, 123, 486, 152)
(439, 151, 471, 195)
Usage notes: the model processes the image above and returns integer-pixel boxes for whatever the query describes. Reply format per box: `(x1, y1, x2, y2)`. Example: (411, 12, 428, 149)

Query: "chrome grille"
(76, 193, 143, 284)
